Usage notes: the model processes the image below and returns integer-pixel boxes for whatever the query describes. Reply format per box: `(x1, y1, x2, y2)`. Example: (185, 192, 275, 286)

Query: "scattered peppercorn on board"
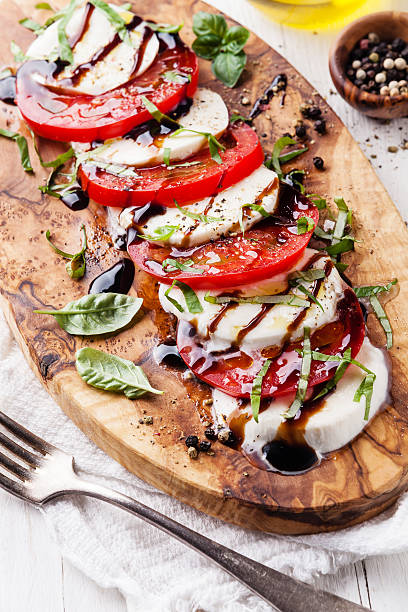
(1, 0, 408, 535)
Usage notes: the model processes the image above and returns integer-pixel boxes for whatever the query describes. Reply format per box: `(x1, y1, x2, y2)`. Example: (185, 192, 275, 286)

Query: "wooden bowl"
(329, 11, 408, 119)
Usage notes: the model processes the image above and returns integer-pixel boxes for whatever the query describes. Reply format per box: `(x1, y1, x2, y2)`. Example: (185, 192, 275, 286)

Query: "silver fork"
(0, 409, 370, 612)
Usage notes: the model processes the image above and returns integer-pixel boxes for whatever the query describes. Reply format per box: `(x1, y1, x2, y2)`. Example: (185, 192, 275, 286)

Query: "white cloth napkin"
(1, 311, 408, 612)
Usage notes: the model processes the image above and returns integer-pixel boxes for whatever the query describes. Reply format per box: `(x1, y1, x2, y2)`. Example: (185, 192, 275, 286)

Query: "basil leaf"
(335, 261, 349, 273)
(297, 216, 314, 235)
(35, 292, 142, 335)
(174, 200, 223, 223)
(33, 136, 75, 168)
(163, 70, 190, 84)
(307, 194, 327, 210)
(271, 136, 296, 180)
(0, 128, 33, 172)
(163, 147, 171, 166)
(192, 11, 227, 38)
(230, 113, 248, 123)
(76, 347, 162, 398)
(242, 202, 270, 218)
(90, 0, 128, 42)
(164, 281, 184, 313)
(370, 295, 393, 349)
(140, 224, 179, 242)
(313, 347, 352, 401)
(313, 226, 333, 241)
(192, 34, 221, 60)
(278, 147, 308, 164)
(289, 269, 326, 283)
(141, 96, 180, 129)
(19, 18, 42, 32)
(57, 0, 77, 64)
(283, 327, 311, 419)
(170, 128, 225, 164)
(354, 373, 376, 420)
(39, 166, 64, 197)
(285, 169, 305, 193)
(332, 196, 350, 245)
(146, 22, 183, 34)
(325, 237, 354, 256)
(251, 360, 271, 423)
(45, 229, 75, 258)
(10, 41, 28, 63)
(212, 50, 246, 88)
(174, 280, 203, 313)
(35, 2, 53, 8)
(353, 279, 397, 298)
(204, 293, 309, 307)
(46, 224, 87, 279)
(221, 25, 249, 55)
(162, 258, 204, 275)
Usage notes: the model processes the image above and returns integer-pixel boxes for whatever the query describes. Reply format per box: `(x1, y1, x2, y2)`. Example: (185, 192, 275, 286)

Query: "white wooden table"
(1, 1, 408, 610)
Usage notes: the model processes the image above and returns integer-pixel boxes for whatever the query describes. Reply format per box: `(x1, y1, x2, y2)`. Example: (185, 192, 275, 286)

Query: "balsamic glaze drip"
(88, 258, 135, 294)
(153, 341, 185, 369)
(0, 75, 16, 105)
(249, 73, 287, 120)
(61, 188, 89, 211)
(262, 440, 319, 473)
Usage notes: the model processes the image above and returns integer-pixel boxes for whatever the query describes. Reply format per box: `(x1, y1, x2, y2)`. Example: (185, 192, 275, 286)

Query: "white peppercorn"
(368, 32, 380, 43)
(356, 68, 366, 80)
(395, 57, 407, 70)
(380, 85, 390, 95)
(388, 80, 399, 89)
(352, 60, 361, 69)
(383, 58, 395, 70)
(369, 52, 379, 63)
(390, 87, 400, 96)
(375, 72, 386, 83)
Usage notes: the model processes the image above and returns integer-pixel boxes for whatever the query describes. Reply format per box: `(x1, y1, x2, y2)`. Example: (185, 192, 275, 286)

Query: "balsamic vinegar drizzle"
(61, 188, 89, 211)
(249, 73, 287, 120)
(88, 258, 135, 294)
(153, 340, 185, 369)
(0, 75, 16, 105)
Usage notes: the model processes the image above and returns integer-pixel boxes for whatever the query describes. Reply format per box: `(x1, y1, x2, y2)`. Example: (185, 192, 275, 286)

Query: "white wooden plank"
(363, 553, 408, 612)
(313, 562, 364, 607)
(0, 491, 63, 612)
(62, 559, 127, 612)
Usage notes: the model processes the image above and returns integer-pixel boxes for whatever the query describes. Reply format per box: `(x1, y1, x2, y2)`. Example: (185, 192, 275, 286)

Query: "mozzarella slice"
(27, 3, 159, 95)
(80, 88, 229, 168)
(118, 165, 278, 247)
(212, 337, 389, 466)
(159, 250, 344, 354)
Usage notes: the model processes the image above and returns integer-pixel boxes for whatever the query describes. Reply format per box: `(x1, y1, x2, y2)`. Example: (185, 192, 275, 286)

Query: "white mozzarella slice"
(158, 250, 344, 354)
(211, 337, 389, 465)
(84, 88, 229, 168)
(27, 4, 159, 95)
(118, 165, 278, 247)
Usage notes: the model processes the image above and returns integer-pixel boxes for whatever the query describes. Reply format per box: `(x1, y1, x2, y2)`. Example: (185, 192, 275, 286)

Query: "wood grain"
(0, 0, 408, 535)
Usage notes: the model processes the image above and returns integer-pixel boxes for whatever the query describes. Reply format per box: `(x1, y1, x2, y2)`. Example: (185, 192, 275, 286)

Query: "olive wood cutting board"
(0, 0, 407, 535)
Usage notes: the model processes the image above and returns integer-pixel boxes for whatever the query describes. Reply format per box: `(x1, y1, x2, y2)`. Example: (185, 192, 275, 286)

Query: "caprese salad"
(1, 1, 396, 474)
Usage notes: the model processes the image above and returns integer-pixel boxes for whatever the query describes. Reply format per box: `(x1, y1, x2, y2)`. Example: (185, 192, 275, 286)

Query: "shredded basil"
(285, 169, 305, 193)
(146, 22, 183, 34)
(164, 280, 203, 314)
(353, 279, 397, 298)
(57, 0, 78, 64)
(313, 226, 333, 241)
(370, 295, 393, 349)
(269, 136, 297, 180)
(141, 96, 180, 129)
(46, 224, 87, 279)
(278, 147, 308, 164)
(324, 236, 355, 256)
(0, 128, 33, 173)
(19, 17, 42, 32)
(35, 2, 54, 9)
(10, 41, 28, 63)
(282, 327, 311, 419)
(251, 360, 271, 423)
(230, 114, 248, 123)
(163, 70, 190, 84)
(307, 194, 327, 210)
(174, 200, 224, 223)
(313, 348, 352, 401)
(162, 258, 204, 275)
(204, 293, 309, 307)
(354, 373, 376, 420)
(297, 216, 314, 235)
(89, 0, 129, 42)
(288, 269, 325, 312)
(163, 147, 171, 166)
(332, 197, 350, 245)
(140, 224, 179, 242)
(242, 202, 271, 218)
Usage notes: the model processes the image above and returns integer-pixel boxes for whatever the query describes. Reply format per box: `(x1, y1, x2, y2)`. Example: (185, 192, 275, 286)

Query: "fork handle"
(63, 476, 369, 612)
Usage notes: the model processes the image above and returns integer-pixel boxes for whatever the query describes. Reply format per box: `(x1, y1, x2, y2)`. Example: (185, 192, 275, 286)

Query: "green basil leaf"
(307, 194, 327, 210)
(353, 279, 397, 298)
(208, 134, 223, 163)
(163, 147, 171, 166)
(285, 169, 305, 193)
(33, 136, 75, 168)
(140, 224, 179, 242)
(76, 347, 162, 397)
(192, 34, 221, 60)
(212, 50, 246, 88)
(163, 70, 190, 84)
(174, 200, 223, 223)
(370, 295, 393, 349)
(10, 40, 28, 63)
(35, 2, 54, 8)
(313, 347, 352, 401)
(270, 136, 296, 180)
(282, 327, 311, 419)
(35, 292, 142, 335)
(278, 147, 308, 164)
(0, 128, 33, 172)
(164, 281, 184, 313)
(57, 0, 77, 64)
(192, 12, 227, 38)
(335, 261, 349, 274)
(45, 224, 87, 278)
(289, 269, 326, 283)
(146, 22, 183, 33)
(325, 237, 354, 256)
(242, 202, 270, 218)
(204, 293, 309, 307)
(140, 96, 180, 129)
(221, 25, 249, 55)
(313, 226, 333, 241)
(354, 373, 376, 420)
(19, 17, 42, 32)
(332, 196, 350, 245)
(90, 0, 128, 42)
(230, 113, 248, 123)
(251, 359, 271, 423)
(45, 229, 75, 258)
(174, 280, 203, 313)
(162, 258, 204, 275)
(297, 216, 315, 235)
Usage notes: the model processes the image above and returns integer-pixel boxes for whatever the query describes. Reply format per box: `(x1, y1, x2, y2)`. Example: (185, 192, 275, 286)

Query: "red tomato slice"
(127, 184, 319, 289)
(78, 122, 264, 207)
(177, 288, 365, 399)
(16, 37, 198, 143)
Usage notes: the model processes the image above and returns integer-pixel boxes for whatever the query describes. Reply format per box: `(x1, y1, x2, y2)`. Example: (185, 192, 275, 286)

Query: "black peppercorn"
(199, 440, 212, 452)
(204, 427, 218, 440)
(313, 156, 324, 170)
(185, 435, 199, 448)
(392, 37, 405, 52)
(295, 124, 307, 139)
(401, 47, 408, 62)
(314, 119, 326, 134)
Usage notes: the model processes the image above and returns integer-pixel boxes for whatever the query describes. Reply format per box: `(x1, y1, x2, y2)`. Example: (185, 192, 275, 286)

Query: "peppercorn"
(204, 427, 218, 440)
(392, 38, 406, 52)
(185, 435, 199, 448)
(199, 440, 212, 452)
(188, 446, 198, 459)
(314, 119, 326, 134)
(217, 429, 236, 446)
(313, 156, 324, 170)
(295, 123, 307, 139)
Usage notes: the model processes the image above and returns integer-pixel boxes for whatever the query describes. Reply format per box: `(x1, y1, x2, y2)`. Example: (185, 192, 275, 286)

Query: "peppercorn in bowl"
(329, 11, 408, 119)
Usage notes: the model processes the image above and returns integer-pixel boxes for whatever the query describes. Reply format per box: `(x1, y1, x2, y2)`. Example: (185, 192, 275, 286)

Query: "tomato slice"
(16, 36, 198, 143)
(78, 122, 264, 207)
(128, 184, 319, 289)
(176, 288, 365, 399)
